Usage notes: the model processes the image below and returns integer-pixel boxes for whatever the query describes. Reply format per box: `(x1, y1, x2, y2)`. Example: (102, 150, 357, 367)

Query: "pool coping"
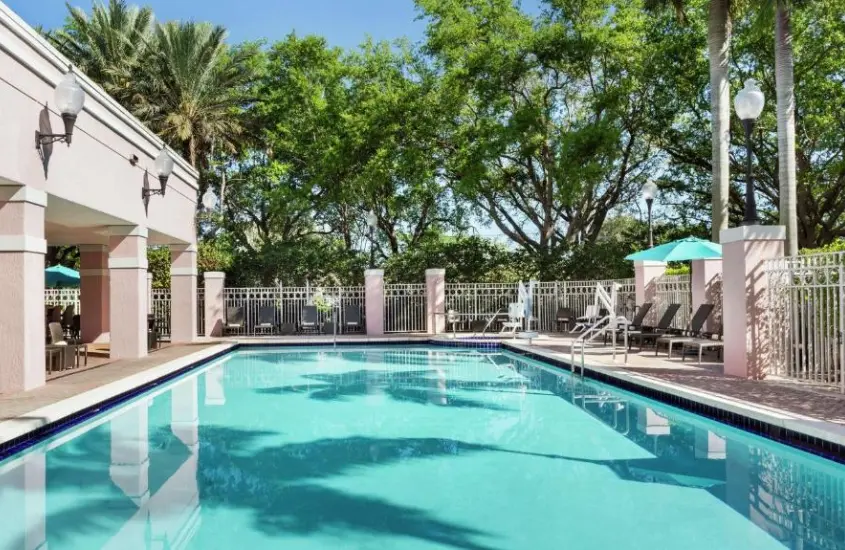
(0, 343, 237, 458)
(1, 338, 844, 464)
(500, 341, 845, 463)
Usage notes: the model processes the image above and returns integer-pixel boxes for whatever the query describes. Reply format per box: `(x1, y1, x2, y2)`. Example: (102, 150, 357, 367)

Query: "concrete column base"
(170, 244, 197, 343)
(204, 272, 225, 337)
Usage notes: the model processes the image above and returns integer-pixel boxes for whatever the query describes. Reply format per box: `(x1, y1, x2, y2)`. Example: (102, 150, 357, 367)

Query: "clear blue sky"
(6, 0, 427, 48)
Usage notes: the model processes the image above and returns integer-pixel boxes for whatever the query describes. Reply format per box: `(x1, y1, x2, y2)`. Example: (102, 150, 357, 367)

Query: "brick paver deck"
(0, 343, 215, 421)
(525, 336, 845, 425)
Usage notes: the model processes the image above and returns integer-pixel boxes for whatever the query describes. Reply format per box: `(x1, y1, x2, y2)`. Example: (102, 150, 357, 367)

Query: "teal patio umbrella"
(45, 265, 80, 288)
(625, 237, 722, 323)
(625, 237, 722, 262)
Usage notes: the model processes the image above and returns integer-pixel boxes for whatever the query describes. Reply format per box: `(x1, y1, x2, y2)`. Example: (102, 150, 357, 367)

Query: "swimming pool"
(0, 346, 843, 549)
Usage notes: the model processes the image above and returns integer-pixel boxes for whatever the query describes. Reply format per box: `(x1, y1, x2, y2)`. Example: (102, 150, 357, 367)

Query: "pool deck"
(2, 332, 845, 455)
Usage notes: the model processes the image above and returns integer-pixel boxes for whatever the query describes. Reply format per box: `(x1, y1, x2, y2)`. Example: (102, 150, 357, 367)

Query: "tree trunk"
(775, 0, 798, 256)
(708, 0, 732, 242)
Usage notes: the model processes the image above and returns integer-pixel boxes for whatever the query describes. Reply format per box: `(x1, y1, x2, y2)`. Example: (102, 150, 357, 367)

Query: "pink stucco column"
(634, 260, 665, 325)
(426, 268, 446, 335)
(365, 269, 384, 336)
(720, 225, 786, 379)
(109, 226, 148, 360)
(80, 245, 110, 343)
(170, 244, 197, 344)
(691, 258, 722, 333)
(204, 271, 225, 337)
(0, 185, 46, 393)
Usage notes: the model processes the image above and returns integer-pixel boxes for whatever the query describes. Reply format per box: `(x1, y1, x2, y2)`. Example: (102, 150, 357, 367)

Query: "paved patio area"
(518, 334, 845, 426)
(0, 343, 216, 422)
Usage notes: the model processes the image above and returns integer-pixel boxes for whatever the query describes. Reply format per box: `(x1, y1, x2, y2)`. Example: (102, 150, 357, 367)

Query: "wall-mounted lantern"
(142, 147, 174, 206)
(35, 67, 85, 151)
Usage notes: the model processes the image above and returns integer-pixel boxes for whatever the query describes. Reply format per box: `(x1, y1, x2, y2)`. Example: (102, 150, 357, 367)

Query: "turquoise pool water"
(1, 347, 843, 550)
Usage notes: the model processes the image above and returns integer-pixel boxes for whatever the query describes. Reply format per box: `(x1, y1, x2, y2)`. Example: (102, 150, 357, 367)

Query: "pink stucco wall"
(108, 232, 147, 360)
(720, 226, 785, 379)
(426, 269, 446, 335)
(691, 259, 722, 333)
(80, 245, 110, 343)
(365, 270, 384, 336)
(204, 272, 225, 337)
(169, 244, 197, 344)
(634, 261, 665, 325)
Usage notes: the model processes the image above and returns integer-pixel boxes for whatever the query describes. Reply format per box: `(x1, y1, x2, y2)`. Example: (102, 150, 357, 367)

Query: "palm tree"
(774, 0, 797, 255)
(134, 21, 255, 169)
(646, 0, 733, 243)
(48, 0, 153, 104)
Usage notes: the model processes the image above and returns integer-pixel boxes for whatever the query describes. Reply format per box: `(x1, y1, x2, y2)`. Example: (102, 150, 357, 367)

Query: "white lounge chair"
(499, 303, 524, 336)
(572, 305, 599, 332)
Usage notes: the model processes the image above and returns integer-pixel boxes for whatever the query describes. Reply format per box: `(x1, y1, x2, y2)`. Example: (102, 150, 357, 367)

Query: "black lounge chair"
(300, 305, 320, 333)
(344, 304, 363, 333)
(628, 304, 681, 350)
(255, 306, 276, 335)
(555, 307, 574, 332)
(604, 303, 653, 344)
(224, 306, 245, 335)
(655, 304, 715, 357)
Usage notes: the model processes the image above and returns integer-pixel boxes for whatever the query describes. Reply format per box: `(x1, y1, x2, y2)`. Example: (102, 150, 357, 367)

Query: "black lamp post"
(641, 181, 658, 248)
(366, 211, 378, 269)
(734, 79, 766, 226)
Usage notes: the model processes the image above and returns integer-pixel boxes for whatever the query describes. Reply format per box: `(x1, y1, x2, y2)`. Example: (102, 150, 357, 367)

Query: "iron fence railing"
(654, 274, 692, 331)
(197, 287, 205, 337)
(444, 279, 636, 333)
(151, 288, 171, 339)
(766, 252, 844, 390)
(222, 286, 366, 335)
(384, 284, 428, 333)
(44, 288, 81, 315)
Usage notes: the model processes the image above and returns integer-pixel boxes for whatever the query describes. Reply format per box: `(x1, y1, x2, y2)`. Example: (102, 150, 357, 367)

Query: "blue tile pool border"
(1, 339, 844, 465)
(501, 343, 845, 465)
(0, 346, 234, 462)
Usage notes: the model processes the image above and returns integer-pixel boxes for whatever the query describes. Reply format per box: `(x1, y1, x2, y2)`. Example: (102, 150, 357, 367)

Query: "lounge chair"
(344, 304, 363, 333)
(603, 303, 652, 344)
(655, 304, 715, 357)
(682, 329, 724, 366)
(300, 305, 320, 333)
(224, 306, 245, 335)
(255, 306, 276, 335)
(572, 305, 599, 332)
(279, 322, 297, 335)
(500, 303, 524, 336)
(555, 307, 574, 332)
(47, 321, 86, 370)
(628, 304, 681, 350)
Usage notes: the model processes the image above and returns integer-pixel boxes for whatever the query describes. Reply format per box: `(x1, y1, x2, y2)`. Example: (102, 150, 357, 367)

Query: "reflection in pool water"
(0, 348, 843, 550)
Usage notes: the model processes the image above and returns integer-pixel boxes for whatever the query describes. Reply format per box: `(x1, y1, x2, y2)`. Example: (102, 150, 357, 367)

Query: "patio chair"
(300, 305, 320, 333)
(47, 321, 86, 370)
(344, 304, 363, 333)
(255, 306, 276, 335)
(148, 314, 161, 351)
(555, 307, 574, 333)
(682, 328, 724, 366)
(61, 304, 75, 335)
(447, 309, 461, 336)
(627, 304, 681, 351)
(49, 305, 62, 324)
(603, 303, 652, 345)
(224, 306, 245, 335)
(500, 303, 524, 336)
(572, 305, 599, 332)
(655, 304, 715, 357)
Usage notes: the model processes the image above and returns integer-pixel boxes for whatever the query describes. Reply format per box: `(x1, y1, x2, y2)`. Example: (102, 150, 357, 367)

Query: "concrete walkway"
(516, 334, 845, 427)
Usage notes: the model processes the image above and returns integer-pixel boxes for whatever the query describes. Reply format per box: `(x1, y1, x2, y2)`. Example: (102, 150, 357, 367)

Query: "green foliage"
(801, 238, 845, 256)
(384, 236, 521, 283)
(147, 247, 170, 288)
(665, 265, 691, 275)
